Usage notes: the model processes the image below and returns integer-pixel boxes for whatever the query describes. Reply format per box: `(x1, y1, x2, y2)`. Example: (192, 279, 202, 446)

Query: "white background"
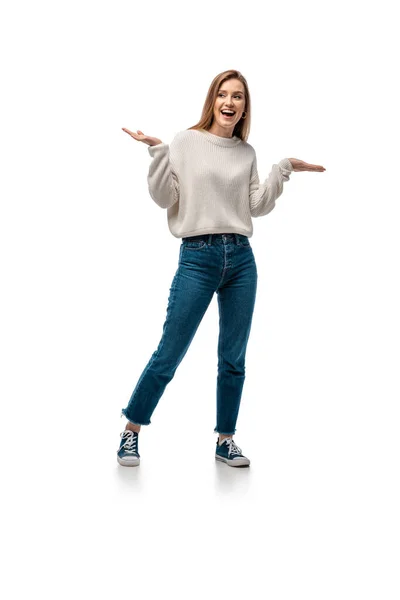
(1, 0, 399, 598)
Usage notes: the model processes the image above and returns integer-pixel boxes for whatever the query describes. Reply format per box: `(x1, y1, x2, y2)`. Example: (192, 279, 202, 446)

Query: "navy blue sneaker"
(215, 436, 250, 467)
(117, 429, 140, 466)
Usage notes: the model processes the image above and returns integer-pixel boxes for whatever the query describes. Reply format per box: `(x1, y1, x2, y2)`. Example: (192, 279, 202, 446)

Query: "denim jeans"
(121, 233, 258, 435)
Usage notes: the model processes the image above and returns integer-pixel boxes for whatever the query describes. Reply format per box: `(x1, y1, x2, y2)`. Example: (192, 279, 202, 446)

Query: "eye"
(218, 93, 243, 99)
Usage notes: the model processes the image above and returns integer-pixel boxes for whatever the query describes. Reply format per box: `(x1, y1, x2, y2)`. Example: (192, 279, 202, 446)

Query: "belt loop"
(208, 234, 212, 246)
(234, 233, 239, 245)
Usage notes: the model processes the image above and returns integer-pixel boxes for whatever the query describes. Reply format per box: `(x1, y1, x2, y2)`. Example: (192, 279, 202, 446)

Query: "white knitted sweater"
(146, 128, 293, 238)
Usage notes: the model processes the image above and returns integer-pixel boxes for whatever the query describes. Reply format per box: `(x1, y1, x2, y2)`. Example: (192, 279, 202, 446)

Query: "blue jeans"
(121, 233, 258, 435)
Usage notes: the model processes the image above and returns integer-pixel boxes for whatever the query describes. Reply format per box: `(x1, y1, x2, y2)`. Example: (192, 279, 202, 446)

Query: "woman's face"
(210, 78, 246, 137)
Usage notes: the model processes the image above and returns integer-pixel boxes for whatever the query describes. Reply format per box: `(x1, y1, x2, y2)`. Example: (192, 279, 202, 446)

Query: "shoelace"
(119, 430, 138, 454)
(224, 437, 242, 456)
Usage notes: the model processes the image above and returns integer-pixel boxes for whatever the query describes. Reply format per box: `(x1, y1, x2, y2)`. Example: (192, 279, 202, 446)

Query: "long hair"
(187, 70, 251, 142)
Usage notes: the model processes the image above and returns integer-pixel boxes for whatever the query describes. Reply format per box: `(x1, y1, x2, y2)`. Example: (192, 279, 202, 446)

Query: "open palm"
(122, 128, 162, 147)
(288, 158, 326, 172)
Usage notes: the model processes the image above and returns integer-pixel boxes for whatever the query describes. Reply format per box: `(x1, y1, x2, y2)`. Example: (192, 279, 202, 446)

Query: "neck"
(207, 124, 235, 138)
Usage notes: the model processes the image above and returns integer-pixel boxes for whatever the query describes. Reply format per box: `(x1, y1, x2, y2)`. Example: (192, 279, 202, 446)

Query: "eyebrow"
(219, 89, 244, 94)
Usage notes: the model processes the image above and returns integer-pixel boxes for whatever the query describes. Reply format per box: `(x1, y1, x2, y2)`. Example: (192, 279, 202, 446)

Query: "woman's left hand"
(288, 158, 326, 172)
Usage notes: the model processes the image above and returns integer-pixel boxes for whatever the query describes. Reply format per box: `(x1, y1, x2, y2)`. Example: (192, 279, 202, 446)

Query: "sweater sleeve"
(249, 155, 293, 217)
(147, 143, 180, 209)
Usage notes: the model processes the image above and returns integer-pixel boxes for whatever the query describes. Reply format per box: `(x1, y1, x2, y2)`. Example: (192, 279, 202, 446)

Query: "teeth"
(221, 111, 235, 115)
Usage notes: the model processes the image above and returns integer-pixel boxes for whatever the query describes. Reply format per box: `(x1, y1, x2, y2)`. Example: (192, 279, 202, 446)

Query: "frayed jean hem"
(214, 428, 236, 435)
(120, 410, 150, 426)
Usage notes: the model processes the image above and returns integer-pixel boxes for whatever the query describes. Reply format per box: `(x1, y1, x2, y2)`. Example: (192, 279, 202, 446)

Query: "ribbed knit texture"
(147, 129, 293, 239)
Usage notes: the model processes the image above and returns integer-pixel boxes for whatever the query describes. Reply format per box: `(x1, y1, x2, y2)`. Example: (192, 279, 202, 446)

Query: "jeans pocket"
(182, 240, 207, 250)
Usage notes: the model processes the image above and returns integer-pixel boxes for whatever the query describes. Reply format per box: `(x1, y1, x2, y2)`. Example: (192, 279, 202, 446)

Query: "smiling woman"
(118, 69, 325, 469)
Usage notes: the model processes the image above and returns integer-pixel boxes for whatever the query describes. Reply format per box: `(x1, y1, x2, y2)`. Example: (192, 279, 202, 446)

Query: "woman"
(117, 69, 325, 468)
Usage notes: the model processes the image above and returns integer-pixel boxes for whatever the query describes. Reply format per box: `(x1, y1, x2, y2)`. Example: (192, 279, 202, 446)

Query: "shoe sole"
(215, 455, 250, 467)
(117, 456, 140, 467)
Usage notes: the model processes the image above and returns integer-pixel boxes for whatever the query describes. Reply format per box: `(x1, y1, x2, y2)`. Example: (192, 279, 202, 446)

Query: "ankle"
(218, 435, 232, 445)
(125, 423, 141, 433)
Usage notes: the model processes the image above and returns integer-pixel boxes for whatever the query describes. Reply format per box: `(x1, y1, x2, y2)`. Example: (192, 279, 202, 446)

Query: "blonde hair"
(187, 70, 251, 142)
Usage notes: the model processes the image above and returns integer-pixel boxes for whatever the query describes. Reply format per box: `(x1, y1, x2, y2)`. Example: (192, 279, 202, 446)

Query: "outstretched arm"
(249, 155, 326, 217)
(249, 156, 294, 217)
(147, 143, 180, 209)
(121, 127, 179, 210)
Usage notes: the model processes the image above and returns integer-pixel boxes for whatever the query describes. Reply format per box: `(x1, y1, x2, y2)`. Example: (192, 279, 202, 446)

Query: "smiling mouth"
(221, 111, 236, 119)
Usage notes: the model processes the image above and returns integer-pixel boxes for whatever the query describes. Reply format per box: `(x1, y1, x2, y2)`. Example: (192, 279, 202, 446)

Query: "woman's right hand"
(122, 128, 162, 147)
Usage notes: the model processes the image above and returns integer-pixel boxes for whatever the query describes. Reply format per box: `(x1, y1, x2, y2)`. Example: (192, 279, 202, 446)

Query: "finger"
(122, 128, 143, 139)
(124, 129, 142, 139)
(307, 164, 325, 171)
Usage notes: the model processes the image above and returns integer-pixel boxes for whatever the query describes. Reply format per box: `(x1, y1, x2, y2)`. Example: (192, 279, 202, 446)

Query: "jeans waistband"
(182, 233, 247, 245)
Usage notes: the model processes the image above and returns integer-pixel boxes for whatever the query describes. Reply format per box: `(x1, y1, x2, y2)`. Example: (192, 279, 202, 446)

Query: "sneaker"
(215, 436, 250, 467)
(117, 429, 140, 466)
